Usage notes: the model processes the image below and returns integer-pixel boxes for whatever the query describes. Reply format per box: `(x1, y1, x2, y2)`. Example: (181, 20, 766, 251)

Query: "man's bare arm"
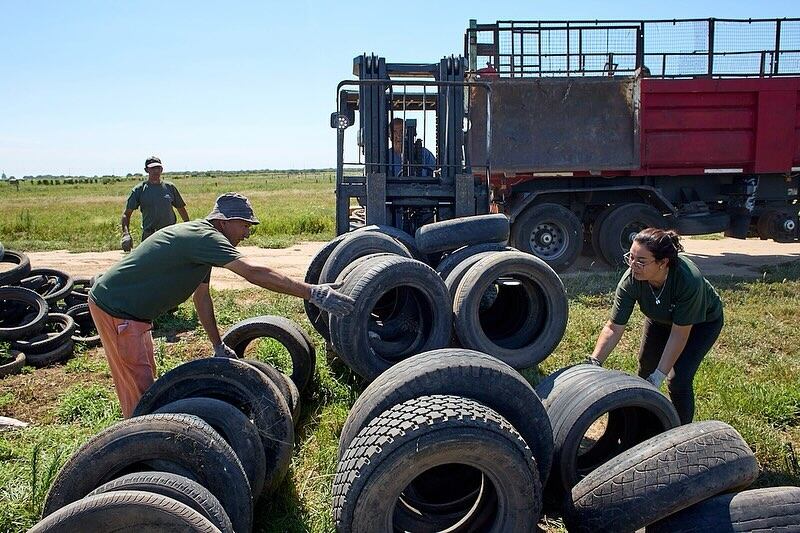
(224, 257, 312, 300)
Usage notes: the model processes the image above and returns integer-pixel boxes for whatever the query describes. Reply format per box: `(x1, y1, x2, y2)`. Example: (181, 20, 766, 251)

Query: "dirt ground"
(9, 238, 800, 288)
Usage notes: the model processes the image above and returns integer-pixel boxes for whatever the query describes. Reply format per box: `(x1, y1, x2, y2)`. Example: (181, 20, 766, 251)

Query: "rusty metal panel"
(469, 77, 640, 173)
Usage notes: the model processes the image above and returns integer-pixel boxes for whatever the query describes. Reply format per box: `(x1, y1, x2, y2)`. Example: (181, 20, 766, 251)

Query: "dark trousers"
(637, 314, 724, 425)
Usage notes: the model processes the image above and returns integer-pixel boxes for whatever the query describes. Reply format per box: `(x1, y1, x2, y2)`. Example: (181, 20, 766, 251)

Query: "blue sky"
(1, 0, 796, 177)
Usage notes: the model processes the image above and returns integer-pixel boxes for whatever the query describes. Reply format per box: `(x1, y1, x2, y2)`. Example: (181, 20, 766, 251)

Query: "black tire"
(536, 365, 680, 505)
(356, 224, 423, 261)
(0, 250, 31, 286)
(11, 313, 76, 355)
(563, 420, 759, 533)
(42, 413, 252, 533)
(453, 251, 568, 368)
(597, 203, 666, 267)
(590, 206, 616, 258)
(64, 303, 101, 347)
(153, 397, 268, 499)
(511, 203, 583, 272)
(646, 486, 800, 533)
(414, 214, 510, 254)
(0, 286, 48, 341)
(0, 350, 25, 378)
(221, 315, 315, 394)
(443, 250, 500, 301)
(32, 490, 221, 533)
(63, 276, 93, 309)
(242, 359, 301, 425)
(435, 242, 515, 281)
(87, 471, 234, 533)
(24, 339, 74, 367)
(132, 358, 293, 497)
(304, 234, 353, 337)
(19, 268, 74, 305)
(333, 395, 542, 533)
(329, 256, 452, 381)
(338, 348, 554, 486)
(319, 230, 411, 285)
(672, 212, 731, 235)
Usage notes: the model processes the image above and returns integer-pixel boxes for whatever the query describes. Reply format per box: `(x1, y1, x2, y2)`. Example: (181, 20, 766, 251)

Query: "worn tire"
(597, 203, 666, 267)
(536, 365, 680, 504)
(338, 348, 554, 485)
(320, 231, 411, 286)
(87, 471, 234, 533)
(435, 242, 515, 281)
(64, 303, 101, 346)
(511, 203, 583, 271)
(0, 350, 26, 377)
(415, 214, 510, 254)
(356, 224, 423, 260)
(453, 251, 568, 368)
(221, 315, 315, 394)
(333, 395, 542, 533)
(329, 256, 452, 381)
(646, 486, 800, 533)
(153, 397, 267, 498)
(0, 250, 31, 286)
(42, 413, 252, 533)
(11, 313, 75, 355)
(132, 358, 293, 497)
(590, 206, 616, 258)
(63, 276, 93, 308)
(563, 420, 759, 533)
(0, 286, 48, 341)
(19, 268, 74, 305)
(24, 339, 74, 367)
(672, 212, 731, 235)
(243, 359, 301, 425)
(304, 234, 351, 337)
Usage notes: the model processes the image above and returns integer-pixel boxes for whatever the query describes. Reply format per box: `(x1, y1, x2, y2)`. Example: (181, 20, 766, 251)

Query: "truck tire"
(23, 339, 74, 367)
(357, 224, 423, 260)
(597, 203, 666, 267)
(32, 490, 221, 533)
(511, 203, 583, 272)
(672, 212, 731, 235)
(42, 413, 252, 533)
(647, 486, 800, 533)
(337, 348, 553, 486)
(304, 234, 351, 337)
(333, 395, 542, 533)
(435, 242, 514, 281)
(153, 397, 267, 499)
(11, 313, 75, 355)
(87, 472, 234, 533)
(320, 231, 411, 285)
(414, 214, 510, 254)
(0, 350, 25, 378)
(0, 286, 48, 341)
(453, 251, 568, 368)
(221, 315, 315, 394)
(64, 303, 101, 347)
(537, 366, 680, 505)
(0, 250, 31, 286)
(131, 358, 293, 497)
(242, 359, 301, 425)
(64, 276, 93, 308)
(19, 268, 74, 305)
(443, 251, 500, 301)
(590, 206, 616, 258)
(328, 256, 452, 381)
(562, 420, 759, 533)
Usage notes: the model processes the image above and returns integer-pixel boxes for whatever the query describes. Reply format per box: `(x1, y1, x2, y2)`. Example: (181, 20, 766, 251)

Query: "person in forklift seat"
(389, 117, 436, 177)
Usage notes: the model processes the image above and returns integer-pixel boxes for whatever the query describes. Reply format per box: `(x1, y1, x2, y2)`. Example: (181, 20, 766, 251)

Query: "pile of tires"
(0, 249, 100, 373)
(31, 356, 299, 532)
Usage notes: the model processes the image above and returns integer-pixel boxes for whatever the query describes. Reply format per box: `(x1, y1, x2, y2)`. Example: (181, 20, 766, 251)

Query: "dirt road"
(11, 238, 800, 290)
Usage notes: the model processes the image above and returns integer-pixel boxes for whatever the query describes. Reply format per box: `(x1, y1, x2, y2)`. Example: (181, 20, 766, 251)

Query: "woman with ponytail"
(586, 228, 724, 424)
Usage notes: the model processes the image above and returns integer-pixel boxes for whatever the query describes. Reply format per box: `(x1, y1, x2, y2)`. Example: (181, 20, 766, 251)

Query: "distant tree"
(1, 172, 6, 181)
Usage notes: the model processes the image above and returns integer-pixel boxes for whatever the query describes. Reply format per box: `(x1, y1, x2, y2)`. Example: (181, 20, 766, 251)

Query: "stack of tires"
(0, 248, 100, 374)
(307, 215, 569, 381)
(31, 350, 307, 532)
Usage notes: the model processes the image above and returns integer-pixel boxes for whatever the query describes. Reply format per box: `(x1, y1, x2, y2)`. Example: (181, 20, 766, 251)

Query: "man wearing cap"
(89, 193, 354, 417)
(120, 156, 189, 251)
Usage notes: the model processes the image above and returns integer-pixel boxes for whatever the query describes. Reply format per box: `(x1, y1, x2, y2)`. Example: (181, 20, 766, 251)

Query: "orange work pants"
(88, 300, 156, 418)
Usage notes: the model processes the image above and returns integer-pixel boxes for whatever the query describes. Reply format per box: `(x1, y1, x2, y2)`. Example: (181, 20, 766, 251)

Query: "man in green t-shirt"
(120, 156, 190, 251)
(90, 193, 354, 417)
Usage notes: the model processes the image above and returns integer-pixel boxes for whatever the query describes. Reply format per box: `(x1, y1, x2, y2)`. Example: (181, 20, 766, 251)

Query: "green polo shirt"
(126, 181, 186, 236)
(90, 220, 241, 321)
(610, 255, 723, 327)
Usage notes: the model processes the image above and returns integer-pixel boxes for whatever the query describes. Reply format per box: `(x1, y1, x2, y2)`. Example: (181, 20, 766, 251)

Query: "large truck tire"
(511, 203, 583, 272)
(414, 214, 510, 254)
(562, 420, 759, 533)
(319, 231, 411, 285)
(0, 250, 31, 286)
(0, 286, 48, 341)
(333, 395, 542, 533)
(597, 203, 666, 267)
(453, 251, 568, 368)
(435, 242, 514, 281)
(11, 313, 75, 355)
(590, 206, 616, 258)
(87, 471, 234, 533)
(672, 212, 731, 235)
(338, 348, 553, 486)
(646, 486, 800, 533)
(153, 397, 267, 498)
(132, 358, 293, 497)
(42, 413, 252, 533)
(242, 358, 301, 425)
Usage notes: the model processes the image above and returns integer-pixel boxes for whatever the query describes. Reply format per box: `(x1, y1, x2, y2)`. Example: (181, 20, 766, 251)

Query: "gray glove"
(213, 342, 237, 358)
(310, 283, 355, 317)
(646, 369, 667, 388)
(584, 355, 603, 367)
(121, 233, 133, 252)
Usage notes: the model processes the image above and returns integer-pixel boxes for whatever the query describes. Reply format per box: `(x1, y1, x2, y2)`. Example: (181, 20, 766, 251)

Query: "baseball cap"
(207, 193, 260, 225)
(145, 156, 163, 168)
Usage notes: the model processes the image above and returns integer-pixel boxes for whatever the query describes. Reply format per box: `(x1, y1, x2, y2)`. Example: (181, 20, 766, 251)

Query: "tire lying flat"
(415, 214, 510, 254)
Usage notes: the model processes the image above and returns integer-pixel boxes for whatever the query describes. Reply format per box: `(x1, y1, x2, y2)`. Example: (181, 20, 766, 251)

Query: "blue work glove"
(213, 342, 237, 358)
(646, 369, 667, 387)
(584, 355, 603, 367)
(310, 283, 355, 317)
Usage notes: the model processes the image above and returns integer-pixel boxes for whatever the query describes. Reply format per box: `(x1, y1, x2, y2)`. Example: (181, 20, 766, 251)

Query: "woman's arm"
(657, 324, 692, 374)
(591, 320, 627, 364)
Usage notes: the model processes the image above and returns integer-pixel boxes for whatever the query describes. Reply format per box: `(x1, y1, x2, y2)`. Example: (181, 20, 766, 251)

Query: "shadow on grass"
(152, 309, 199, 343)
(254, 476, 310, 533)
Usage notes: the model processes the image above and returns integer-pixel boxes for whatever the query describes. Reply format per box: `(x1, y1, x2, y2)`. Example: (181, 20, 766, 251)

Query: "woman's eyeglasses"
(623, 252, 656, 268)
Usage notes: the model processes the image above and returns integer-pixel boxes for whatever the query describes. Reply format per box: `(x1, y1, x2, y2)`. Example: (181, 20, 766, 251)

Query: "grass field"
(0, 172, 798, 532)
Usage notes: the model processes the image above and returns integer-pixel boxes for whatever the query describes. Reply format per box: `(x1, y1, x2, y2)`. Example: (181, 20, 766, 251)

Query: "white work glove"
(584, 355, 603, 367)
(646, 369, 667, 388)
(213, 342, 237, 358)
(309, 283, 355, 317)
(120, 233, 133, 252)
